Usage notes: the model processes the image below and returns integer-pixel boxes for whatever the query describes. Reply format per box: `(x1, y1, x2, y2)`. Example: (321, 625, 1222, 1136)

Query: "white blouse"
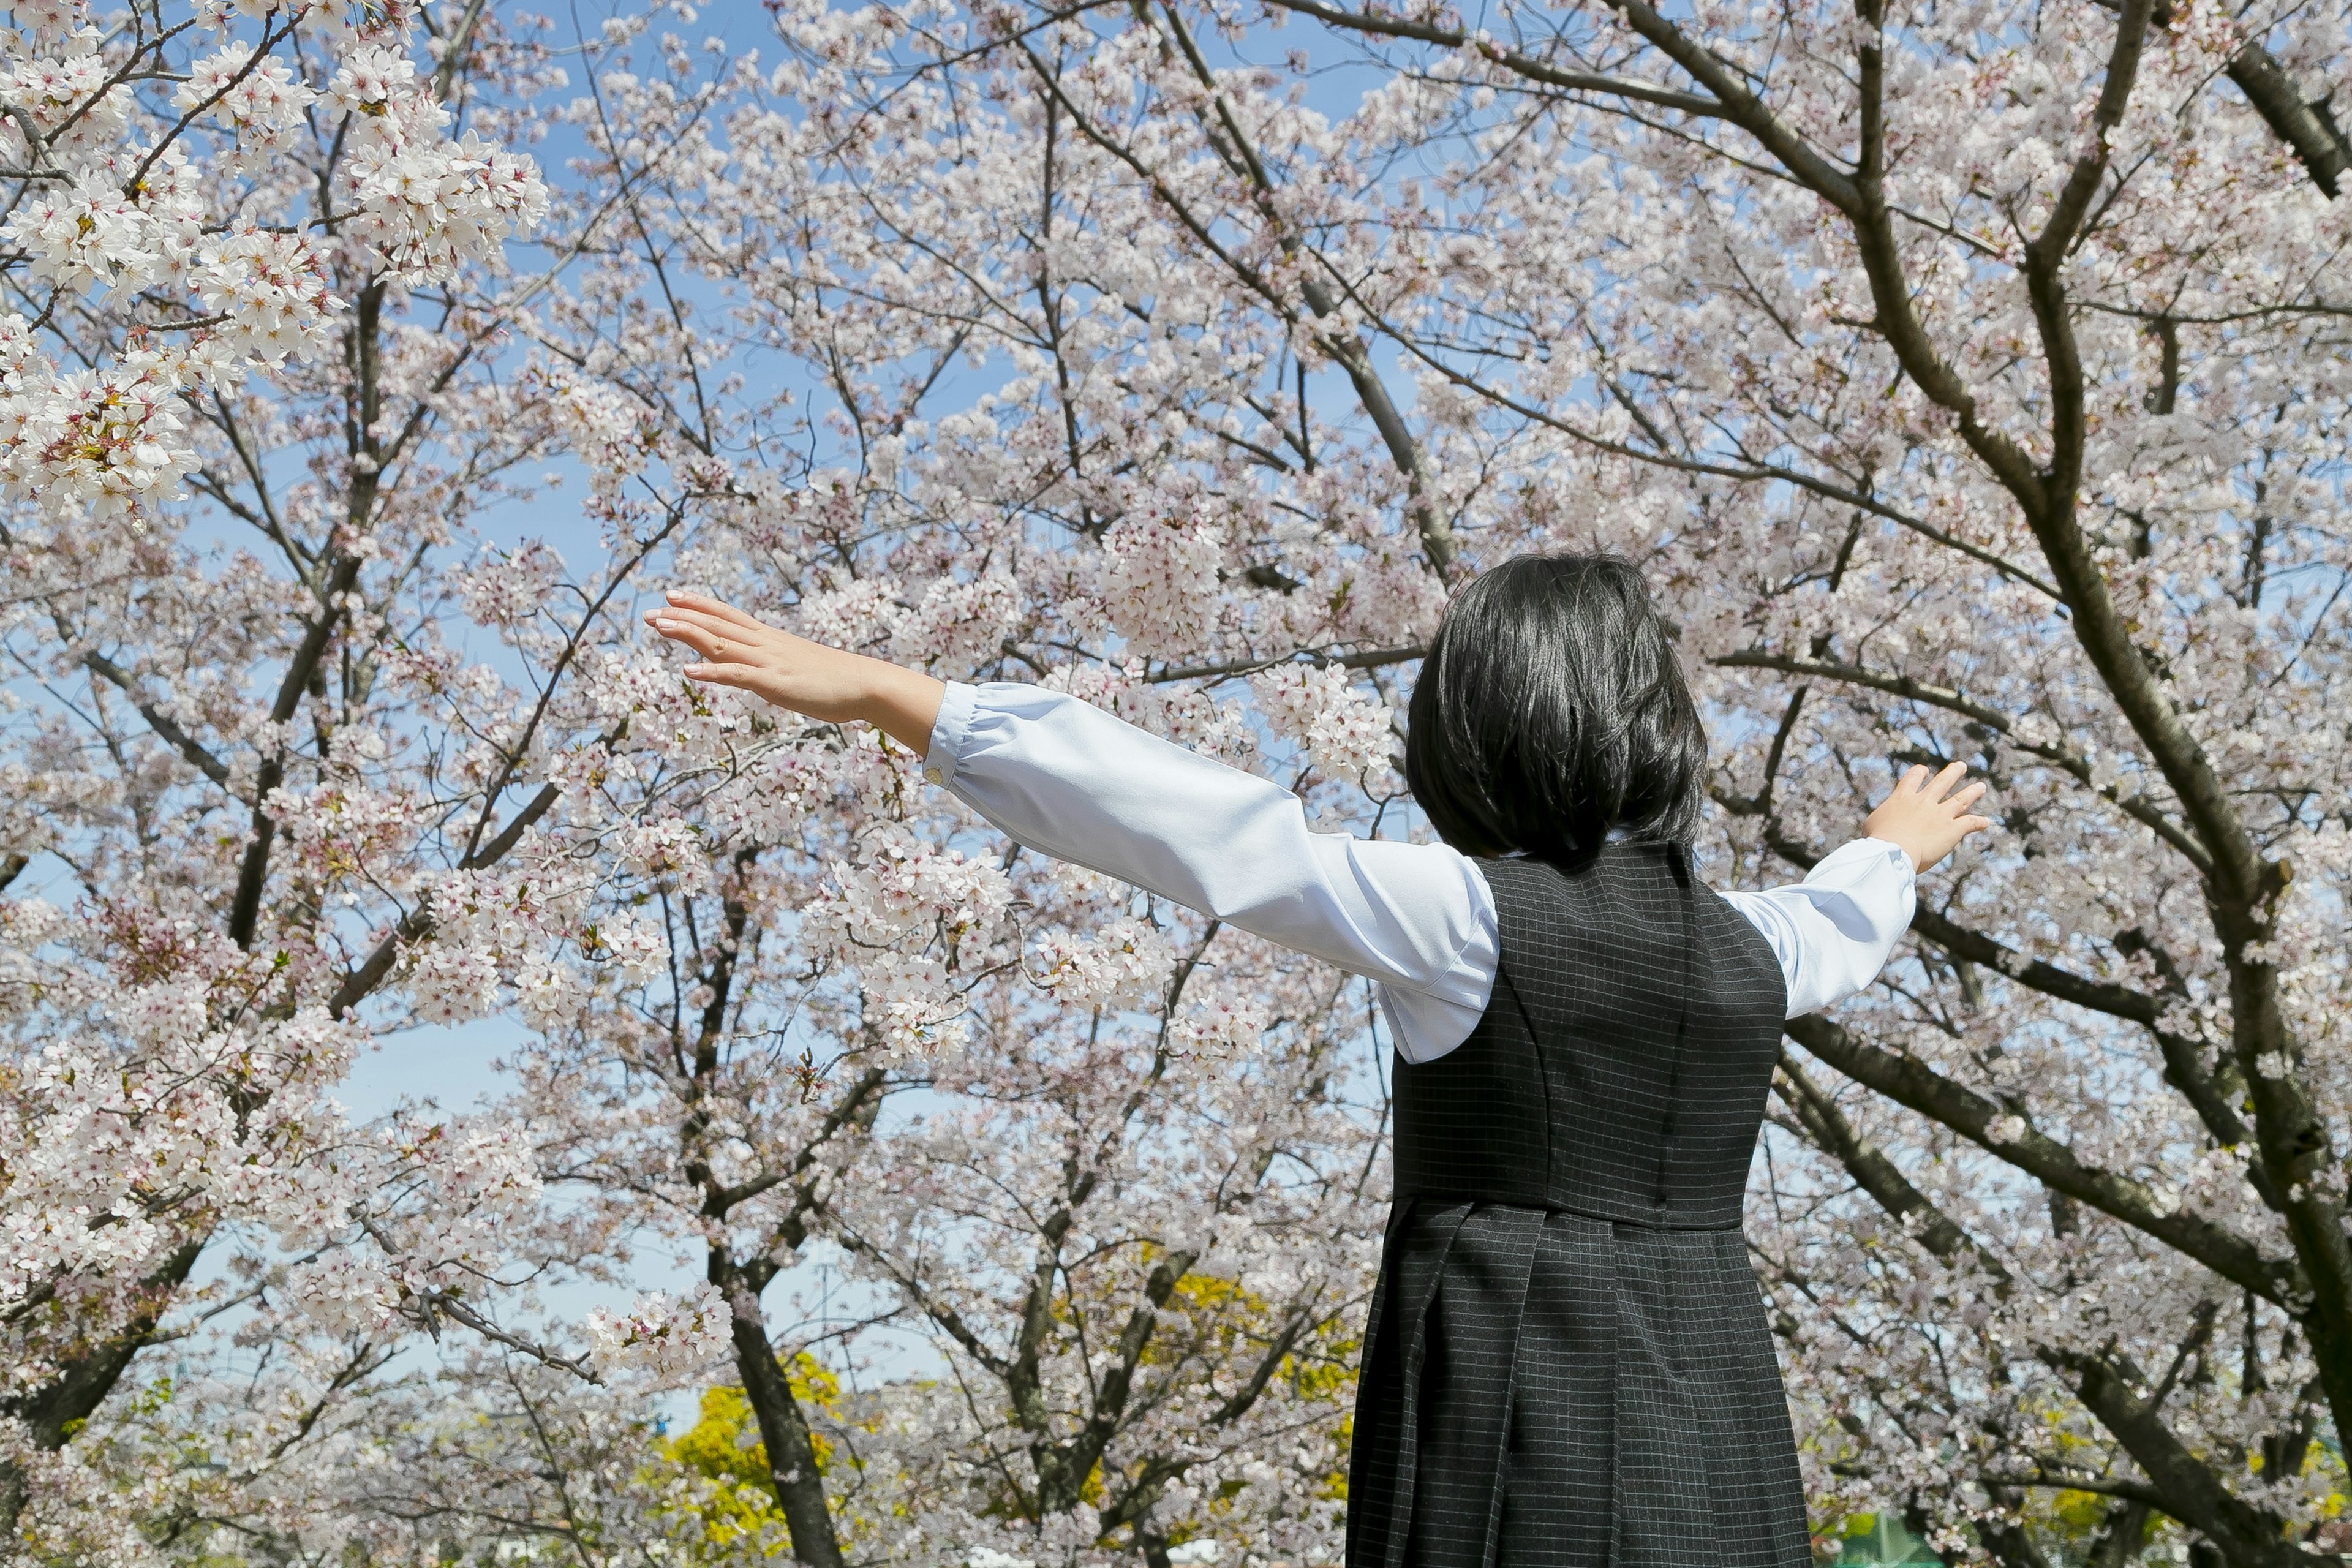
(919, 682, 1915, 1064)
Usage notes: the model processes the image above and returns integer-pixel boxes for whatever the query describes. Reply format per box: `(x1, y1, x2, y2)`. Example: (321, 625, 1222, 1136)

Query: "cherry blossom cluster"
(0, 0, 545, 532)
(584, 1283, 737, 1379)
(1250, 661, 1398, 783)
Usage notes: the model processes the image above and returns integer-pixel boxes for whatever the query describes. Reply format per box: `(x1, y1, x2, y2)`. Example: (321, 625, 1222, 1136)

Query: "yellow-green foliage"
(956, 1261, 1358, 1544)
(655, 1355, 844, 1556)
(1156, 1267, 1359, 1512)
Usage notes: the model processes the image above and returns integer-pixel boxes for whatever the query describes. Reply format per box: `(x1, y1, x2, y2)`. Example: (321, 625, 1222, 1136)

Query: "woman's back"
(1392, 845, 1787, 1228)
(1356, 844, 1810, 1568)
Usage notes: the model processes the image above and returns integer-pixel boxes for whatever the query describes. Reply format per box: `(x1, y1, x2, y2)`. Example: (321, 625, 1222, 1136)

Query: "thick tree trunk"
(2090, 1498, 2154, 1568)
(720, 1271, 846, 1568)
(2225, 43, 2348, 197)
(0, 1236, 205, 1532)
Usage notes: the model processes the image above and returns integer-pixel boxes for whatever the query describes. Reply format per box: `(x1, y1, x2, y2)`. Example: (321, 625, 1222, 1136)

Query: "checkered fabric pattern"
(1346, 844, 1810, 1568)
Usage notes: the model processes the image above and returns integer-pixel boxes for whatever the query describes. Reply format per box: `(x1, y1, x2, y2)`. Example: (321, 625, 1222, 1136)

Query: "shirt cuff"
(1797, 835, 1918, 957)
(1817, 835, 1915, 884)
(920, 680, 977, 789)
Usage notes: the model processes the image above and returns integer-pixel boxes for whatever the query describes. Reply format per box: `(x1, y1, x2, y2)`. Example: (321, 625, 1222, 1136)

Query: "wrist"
(860, 662, 948, 755)
(1860, 829, 1925, 874)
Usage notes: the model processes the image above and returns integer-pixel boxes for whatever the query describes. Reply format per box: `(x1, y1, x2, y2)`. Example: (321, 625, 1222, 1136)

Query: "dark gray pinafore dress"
(1346, 843, 1810, 1568)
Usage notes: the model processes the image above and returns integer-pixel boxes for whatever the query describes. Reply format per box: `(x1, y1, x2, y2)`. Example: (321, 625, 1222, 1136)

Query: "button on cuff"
(918, 681, 977, 790)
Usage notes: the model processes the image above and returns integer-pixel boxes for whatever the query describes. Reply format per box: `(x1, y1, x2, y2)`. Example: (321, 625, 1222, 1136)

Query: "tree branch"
(1774, 1047, 2004, 1275)
(81, 652, 236, 793)
(1263, 0, 1721, 116)
(1785, 1014, 2300, 1306)
(2224, 45, 2348, 197)
(1712, 649, 2211, 872)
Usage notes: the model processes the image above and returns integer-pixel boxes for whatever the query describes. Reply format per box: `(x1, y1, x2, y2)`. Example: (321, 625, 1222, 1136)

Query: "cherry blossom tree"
(0, 0, 733, 1545)
(8, 0, 2351, 1556)
(473, 40, 1403, 1554)
(0, 0, 1390, 1554)
(956, 1, 2346, 1562)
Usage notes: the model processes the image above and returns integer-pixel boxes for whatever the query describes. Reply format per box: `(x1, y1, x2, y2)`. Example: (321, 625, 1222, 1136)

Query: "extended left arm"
(644, 594, 1493, 1008)
(1718, 839, 1917, 1019)
(1721, 761, 1991, 1017)
(646, 591, 946, 752)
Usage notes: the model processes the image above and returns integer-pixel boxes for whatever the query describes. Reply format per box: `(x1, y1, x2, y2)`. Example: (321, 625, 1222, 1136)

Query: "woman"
(646, 553, 1989, 1568)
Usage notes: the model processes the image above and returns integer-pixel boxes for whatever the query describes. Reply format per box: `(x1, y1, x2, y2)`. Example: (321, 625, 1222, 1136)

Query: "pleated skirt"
(1346, 1199, 1814, 1568)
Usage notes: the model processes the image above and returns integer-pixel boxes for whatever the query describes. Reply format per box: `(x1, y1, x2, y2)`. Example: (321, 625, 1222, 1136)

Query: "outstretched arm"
(647, 592, 1996, 1043)
(1721, 762, 1996, 1018)
(644, 593, 1495, 1037)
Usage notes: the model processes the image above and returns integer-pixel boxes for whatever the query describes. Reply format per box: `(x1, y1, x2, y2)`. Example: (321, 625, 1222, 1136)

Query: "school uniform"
(919, 683, 1915, 1568)
(1352, 848, 1807, 1568)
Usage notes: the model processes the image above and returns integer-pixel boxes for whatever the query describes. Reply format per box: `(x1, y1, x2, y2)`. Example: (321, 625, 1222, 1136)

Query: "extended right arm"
(921, 680, 1499, 1043)
(642, 592, 1494, 1018)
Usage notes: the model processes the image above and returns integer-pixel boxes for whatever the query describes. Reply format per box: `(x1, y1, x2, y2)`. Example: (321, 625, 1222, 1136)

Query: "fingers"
(662, 590, 767, 631)
(683, 662, 759, 689)
(644, 606, 739, 640)
(647, 607, 765, 663)
(1898, 761, 1978, 805)
(646, 614, 728, 661)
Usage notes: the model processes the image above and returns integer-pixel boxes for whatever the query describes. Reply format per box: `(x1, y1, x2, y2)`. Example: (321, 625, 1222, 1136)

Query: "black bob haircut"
(1404, 552, 1708, 862)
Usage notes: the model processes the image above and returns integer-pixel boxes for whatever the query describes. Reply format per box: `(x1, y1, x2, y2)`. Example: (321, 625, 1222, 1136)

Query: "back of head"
(1404, 552, 1706, 862)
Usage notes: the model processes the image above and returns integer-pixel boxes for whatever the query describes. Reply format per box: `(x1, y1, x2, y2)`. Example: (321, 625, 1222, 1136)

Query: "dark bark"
(1977, 1488, 2059, 1568)
(80, 652, 235, 790)
(0, 1237, 205, 1531)
(1277, 0, 2348, 198)
(2223, 44, 2347, 197)
(228, 277, 385, 951)
(2089, 1497, 2154, 1568)
(1785, 1015, 2297, 1305)
(718, 1276, 846, 1568)
(674, 858, 892, 1568)
(2057, 1349, 2312, 1568)
(1774, 1049, 2003, 1276)
(1774, 1054, 2312, 1566)
(1033, 1246, 1200, 1516)
(699, 1047, 881, 1568)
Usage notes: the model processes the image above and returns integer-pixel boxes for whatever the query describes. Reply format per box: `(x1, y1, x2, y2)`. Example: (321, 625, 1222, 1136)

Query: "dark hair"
(1404, 552, 1707, 862)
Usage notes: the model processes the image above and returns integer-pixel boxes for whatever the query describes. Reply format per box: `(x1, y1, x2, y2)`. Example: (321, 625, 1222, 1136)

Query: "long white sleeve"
(921, 682, 1917, 1058)
(1717, 838, 1917, 1018)
(921, 682, 1498, 1060)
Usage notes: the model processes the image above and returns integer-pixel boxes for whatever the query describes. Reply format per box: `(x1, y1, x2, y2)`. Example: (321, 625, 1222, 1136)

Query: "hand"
(1863, 761, 1994, 872)
(643, 590, 946, 755)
